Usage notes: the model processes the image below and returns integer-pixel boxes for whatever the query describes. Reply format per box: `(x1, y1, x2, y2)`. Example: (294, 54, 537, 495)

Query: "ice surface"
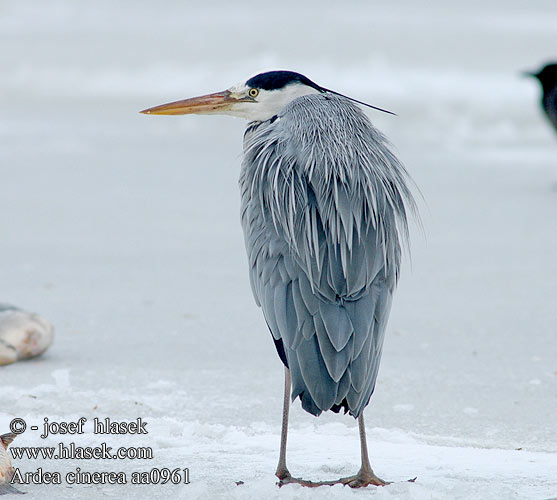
(1, 0, 556, 499)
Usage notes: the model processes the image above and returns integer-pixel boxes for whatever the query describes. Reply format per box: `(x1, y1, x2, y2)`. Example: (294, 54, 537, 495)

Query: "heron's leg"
(336, 412, 387, 487)
(278, 410, 388, 488)
(275, 366, 291, 480)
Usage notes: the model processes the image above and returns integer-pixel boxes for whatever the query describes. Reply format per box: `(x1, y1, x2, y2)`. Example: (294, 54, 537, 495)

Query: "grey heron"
(524, 63, 557, 135)
(141, 70, 417, 488)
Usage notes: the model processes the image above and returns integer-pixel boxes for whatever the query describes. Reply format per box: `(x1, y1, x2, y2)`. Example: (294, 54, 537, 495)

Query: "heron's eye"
(248, 88, 259, 98)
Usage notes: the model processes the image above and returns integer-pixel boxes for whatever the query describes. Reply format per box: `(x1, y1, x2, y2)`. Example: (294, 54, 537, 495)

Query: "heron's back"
(239, 93, 415, 417)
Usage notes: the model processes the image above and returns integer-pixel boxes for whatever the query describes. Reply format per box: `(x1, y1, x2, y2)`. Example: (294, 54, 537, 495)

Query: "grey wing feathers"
(239, 93, 415, 417)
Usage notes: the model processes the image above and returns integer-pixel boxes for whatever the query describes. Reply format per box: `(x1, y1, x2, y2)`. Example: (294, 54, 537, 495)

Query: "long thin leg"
(337, 412, 387, 487)
(277, 406, 388, 488)
(275, 367, 291, 480)
(358, 413, 372, 474)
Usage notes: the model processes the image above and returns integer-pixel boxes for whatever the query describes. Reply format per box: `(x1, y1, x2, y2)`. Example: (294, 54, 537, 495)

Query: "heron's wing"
(241, 188, 394, 416)
(240, 94, 414, 416)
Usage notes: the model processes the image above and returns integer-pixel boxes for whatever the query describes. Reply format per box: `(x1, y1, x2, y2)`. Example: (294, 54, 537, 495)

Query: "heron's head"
(524, 63, 557, 92)
(141, 70, 325, 122)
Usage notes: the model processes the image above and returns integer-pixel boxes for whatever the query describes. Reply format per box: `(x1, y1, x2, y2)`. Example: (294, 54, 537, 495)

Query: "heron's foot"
(276, 468, 388, 488)
(277, 473, 333, 488)
(275, 466, 290, 481)
(276, 468, 327, 488)
(337, 468, 389, 488)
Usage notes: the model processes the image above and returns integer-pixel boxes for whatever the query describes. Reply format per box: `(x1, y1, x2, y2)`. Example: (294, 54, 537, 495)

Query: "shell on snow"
(0, 304, 54, 366)
(0, 433, 22, 495)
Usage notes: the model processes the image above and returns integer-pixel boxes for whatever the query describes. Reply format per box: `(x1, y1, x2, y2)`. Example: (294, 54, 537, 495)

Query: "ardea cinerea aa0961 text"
(141, 70, 417, 488)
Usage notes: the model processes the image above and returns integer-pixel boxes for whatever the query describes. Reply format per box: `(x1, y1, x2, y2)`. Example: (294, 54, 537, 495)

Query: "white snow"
(1, 0, 556, 499)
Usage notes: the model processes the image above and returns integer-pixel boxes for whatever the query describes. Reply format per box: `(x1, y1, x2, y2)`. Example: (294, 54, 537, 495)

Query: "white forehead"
(225, 79, 321, 122)
(229, 82, 250, 94)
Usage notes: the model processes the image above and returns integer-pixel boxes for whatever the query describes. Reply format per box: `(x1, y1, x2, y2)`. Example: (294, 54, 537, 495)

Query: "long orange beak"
(140, 90, 242, 116)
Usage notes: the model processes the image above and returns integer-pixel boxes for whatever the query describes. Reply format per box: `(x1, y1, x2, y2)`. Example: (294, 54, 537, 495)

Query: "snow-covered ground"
(1, 1, 556, 498)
